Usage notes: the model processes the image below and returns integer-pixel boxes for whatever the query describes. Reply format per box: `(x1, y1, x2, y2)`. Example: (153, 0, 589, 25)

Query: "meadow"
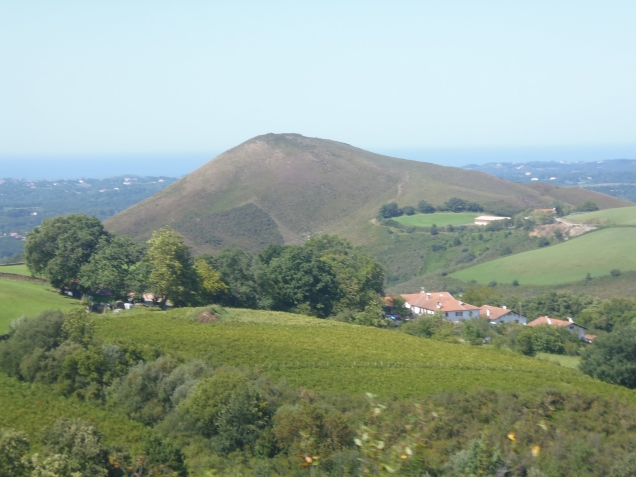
(0, 278, 80, 333)
(565, 205, 636, 225)
(0, 263, 31, 276)
(93, 306, 631, 401)
(392, 212, 479, 227)
(450, 227, 636, 285)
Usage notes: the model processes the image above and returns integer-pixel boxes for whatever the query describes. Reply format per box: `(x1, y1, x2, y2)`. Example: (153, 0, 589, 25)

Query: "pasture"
(451, 228, 636, 285)
(392, 212, 479, 228)
(565, 205, 636, 226)
(93, 306, 630, 400)
(0, 279, 80, 333)
(0, 263, 31, 276)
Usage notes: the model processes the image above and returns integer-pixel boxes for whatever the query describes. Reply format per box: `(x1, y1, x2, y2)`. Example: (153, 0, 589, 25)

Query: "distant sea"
(1, 145, 635, 180)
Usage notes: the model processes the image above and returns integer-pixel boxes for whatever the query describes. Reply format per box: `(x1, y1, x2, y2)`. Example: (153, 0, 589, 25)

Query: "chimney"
(486, 309, 491, 317)
(567, 317, 573, 323)
(459, 301, 463, 305)
(547, 317, 552, 325)
(439, 293, 443, 297)
(436, 303, 441, 309)
(427, 293, 431, 299)
(420, 288, 425, 294)
(502, 305, 507, 310)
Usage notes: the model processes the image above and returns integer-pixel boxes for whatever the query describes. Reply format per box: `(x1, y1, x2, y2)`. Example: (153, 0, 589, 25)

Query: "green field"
(0, 279, 80, 333)
(93, 307, 629, 400)
(565, 205, 636, 225)
(451, 228, 636, 285)
(0, 263, 31, 276)
(392, 212, 480, 228)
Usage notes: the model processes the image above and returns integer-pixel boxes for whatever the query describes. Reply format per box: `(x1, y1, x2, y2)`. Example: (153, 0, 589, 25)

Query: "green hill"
(93, 306, 629, 400)
(451, 227, 636, 285)
(565, 205, 636, 225)
(105, 134, 630, 255)
(0, 278, 81, 333)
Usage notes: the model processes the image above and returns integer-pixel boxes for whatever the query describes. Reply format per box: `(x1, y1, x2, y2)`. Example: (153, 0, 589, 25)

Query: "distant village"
(386, 289, 596, 343)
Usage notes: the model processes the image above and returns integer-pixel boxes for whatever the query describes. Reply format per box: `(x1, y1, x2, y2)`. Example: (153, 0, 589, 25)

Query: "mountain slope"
(105, 134, 631, 253)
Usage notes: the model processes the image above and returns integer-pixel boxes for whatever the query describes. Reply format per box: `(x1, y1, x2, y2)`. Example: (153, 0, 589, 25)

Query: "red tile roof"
(479, 305, 514, 320)
(527, 316, 586, 329)
(401, 292, 479, 312)
(584, 334, 597, 341)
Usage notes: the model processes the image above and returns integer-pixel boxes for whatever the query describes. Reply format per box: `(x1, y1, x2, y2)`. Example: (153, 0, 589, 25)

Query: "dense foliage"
(4, 309, 636, 476)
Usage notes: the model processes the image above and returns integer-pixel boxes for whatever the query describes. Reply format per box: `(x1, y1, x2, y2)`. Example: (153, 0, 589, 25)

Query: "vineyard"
(93, 306, 632, 400)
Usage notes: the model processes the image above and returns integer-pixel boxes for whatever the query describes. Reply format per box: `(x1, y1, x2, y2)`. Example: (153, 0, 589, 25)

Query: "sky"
(1, 1, 636, 177)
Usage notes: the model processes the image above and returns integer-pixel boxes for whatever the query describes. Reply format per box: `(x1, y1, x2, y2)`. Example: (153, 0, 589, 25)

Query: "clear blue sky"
(1, 1, 635, 174)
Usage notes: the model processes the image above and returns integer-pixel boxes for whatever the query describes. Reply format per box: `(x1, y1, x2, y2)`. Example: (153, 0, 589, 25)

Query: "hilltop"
(105, 134, 630, 254)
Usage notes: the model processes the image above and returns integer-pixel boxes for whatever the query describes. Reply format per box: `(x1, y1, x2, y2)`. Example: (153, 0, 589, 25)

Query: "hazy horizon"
(2, 143, 636, 180)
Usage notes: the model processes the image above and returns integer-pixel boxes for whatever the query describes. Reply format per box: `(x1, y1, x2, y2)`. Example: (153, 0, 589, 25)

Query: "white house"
(474, 216, 511, 226)
(401, 291, 480, 322)
(480, 305, 527, 325)
(527, 316, 587, 340)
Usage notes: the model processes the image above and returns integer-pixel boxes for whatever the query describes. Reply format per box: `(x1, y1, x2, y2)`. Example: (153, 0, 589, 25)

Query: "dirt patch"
(197, 310, 220, 323)
(530, 222, 596, 239)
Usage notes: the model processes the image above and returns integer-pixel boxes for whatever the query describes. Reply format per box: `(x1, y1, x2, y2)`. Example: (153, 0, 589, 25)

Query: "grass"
(0, 279, 80, 334)
(392, 212, 480, 228)
(93, 307, 632, 400)
(450, 228, 636, 285)
(565, 205, 636, 226)
(0, 263, 32, 276)
(0, 373, 150, 451)
(536, 353, 581, 369)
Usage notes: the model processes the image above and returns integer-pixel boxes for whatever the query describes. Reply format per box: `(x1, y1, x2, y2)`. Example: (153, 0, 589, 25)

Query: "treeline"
(378, 197, 484, 219)
(4, 309, 636, 476)
(24, 214, 385, 319)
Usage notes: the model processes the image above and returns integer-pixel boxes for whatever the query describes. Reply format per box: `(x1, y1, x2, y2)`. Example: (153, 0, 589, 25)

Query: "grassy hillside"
(392, 212, 480, 227)
(524, 182, 632, 210)
(0, 279, 80, 333)
(565, 205, 636, 225)
(105, 134, 630, 256)
(451, 228, 636, 285)
(93, 307, 630, 400)
(0, 263, 31, 276)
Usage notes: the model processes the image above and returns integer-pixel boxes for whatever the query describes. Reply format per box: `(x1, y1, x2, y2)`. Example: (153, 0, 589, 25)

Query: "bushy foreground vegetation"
(3, 309, 636, 476)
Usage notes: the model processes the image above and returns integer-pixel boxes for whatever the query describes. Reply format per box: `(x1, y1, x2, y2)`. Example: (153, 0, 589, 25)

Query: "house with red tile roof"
(401, 291, 480, 321)
(583, 334, 597, 343)
(479, 305, 527, 325)
(527, 316, 587, 340)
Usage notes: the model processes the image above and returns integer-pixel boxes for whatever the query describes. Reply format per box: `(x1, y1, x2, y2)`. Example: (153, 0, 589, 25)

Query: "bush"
(378, 203, 402, 219)
(0, 428, 30, 477)
(417, 200, 436, 214)
(611, 269, 621, 277)
(402, 206, 416, 216)
(580, 325, 636, 388)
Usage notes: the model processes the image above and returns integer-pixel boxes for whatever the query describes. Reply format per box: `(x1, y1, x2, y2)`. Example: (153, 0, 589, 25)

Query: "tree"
(209, 248, 261, 308)
(145, 227, 198, 307)
(580, 325, 636, 388)
(258, 245, 340, 317)
(378, 202, 402, 219)
(417, 200, 436, 214)
(194, 259, 229, 304)
(0, 429, 30, 477)
(577, 297, 636, 332)
(402, 205, 416, 216)
(577, 201, 599, 212)
(444, 197, 483, 213)
(303, 235, 384, 313)
(462, 286, 501, 307)
(79, 235, 145, 300)
(430, 224, 439, 235)
(24, 214, 109, 289)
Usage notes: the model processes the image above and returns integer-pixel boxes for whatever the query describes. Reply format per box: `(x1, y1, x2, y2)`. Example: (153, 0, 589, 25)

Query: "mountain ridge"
(105, 133, 632, 254)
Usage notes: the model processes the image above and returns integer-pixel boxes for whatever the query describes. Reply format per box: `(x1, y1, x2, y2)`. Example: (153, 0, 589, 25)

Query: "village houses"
(480, 305, 527, 325)
(527, 316, 595, 342)
(401, 291, 480, 321)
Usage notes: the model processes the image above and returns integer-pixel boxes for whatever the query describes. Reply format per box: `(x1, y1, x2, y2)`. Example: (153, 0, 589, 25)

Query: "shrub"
(417, 200, 436, 214)
(580, 325, 636, 388)
(402, 206, 416, 216)
(0, 428, 30, 477)
(611, 269, 622, 277)
(378, 203, 402, 219)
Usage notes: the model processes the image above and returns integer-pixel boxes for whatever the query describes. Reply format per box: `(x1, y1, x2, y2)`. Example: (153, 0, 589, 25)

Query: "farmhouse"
(474, 215, 510, 226)
(480, 305, 527, 325)
(402, 291, 479, 321)
(527, 316, 587, 340)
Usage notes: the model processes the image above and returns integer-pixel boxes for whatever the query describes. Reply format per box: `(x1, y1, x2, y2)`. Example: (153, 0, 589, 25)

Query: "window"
(455, 312, 462, 317)
(444, 312, 449, 317)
